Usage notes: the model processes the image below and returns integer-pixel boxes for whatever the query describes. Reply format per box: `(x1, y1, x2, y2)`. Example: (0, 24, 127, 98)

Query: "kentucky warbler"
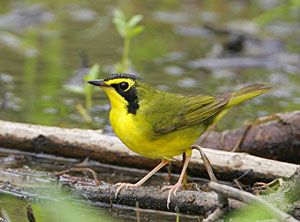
(88, 73, 271, 207)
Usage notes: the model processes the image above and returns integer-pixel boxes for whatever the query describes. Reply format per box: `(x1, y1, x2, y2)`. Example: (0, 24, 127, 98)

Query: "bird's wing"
(150, 94, 229, 135)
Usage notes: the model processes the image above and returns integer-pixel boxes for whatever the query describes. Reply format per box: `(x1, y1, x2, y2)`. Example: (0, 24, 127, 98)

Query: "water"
(0, 0, 300, 221)
(0, 0, 299, 132)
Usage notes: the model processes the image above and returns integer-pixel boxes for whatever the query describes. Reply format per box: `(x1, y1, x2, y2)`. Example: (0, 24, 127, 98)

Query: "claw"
(162, 182, 182, 209)
(114, 182, 138, 198)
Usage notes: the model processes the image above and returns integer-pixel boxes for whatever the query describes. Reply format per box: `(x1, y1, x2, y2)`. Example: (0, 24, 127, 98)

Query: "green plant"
(64, 64, 100, 124)
(64, 10, 144, 123)
(84, 64, 100, 109)
(113, 9, 144, 72)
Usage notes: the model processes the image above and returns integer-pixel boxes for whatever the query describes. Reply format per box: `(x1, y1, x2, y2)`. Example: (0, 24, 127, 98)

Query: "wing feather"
(152, 94, 228, 135)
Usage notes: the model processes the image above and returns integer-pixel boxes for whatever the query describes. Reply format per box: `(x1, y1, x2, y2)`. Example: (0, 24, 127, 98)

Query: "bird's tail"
(226, 83, 272, 108)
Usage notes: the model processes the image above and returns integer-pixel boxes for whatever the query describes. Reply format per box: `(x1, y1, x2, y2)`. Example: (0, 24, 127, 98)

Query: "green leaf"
(128, 15, 143, 28)
(84, 64, 100, 109)
(113, 9, 126, 21)
(128, 25, 144, 37)
(85, 63, 100, 80)
(113, 18, 127, 37)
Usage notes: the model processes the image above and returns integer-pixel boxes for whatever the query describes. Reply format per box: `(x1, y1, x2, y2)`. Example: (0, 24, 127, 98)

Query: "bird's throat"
(106, 87, 139, 115)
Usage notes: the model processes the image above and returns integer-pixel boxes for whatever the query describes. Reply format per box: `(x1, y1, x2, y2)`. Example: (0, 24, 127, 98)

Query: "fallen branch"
(1, 167, 299, 220)
(198, 111, 300, 163)
(0, 120, 298, 183)
(0, 168, 241, 217)
(208, 181, 298, 222)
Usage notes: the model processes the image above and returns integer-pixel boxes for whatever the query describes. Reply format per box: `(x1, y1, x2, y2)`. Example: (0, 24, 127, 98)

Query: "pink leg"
(161, 154, 191, 209)
(115, 159, 169, 197)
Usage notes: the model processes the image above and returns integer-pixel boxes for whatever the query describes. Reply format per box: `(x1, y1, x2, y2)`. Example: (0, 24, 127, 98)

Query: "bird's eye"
(119, 82, 129, 91)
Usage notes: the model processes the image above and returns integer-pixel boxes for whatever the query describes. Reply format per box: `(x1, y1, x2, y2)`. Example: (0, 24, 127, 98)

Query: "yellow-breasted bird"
(88, 73, 271, 207)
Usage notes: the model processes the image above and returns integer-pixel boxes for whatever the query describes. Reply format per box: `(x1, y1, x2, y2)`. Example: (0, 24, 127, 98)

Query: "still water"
(0, 0, 299, 132)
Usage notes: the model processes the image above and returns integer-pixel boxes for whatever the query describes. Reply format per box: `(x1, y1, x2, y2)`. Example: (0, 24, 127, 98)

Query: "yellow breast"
(109, 106, 198, 159)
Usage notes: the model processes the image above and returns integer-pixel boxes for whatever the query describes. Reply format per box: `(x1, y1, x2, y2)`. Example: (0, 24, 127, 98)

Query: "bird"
(88, 73, 271, 208)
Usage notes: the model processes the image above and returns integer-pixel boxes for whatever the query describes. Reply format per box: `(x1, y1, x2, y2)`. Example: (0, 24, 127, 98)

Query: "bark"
(0, 168, 242, 217)
(0, 118, 299, 183)
(0, 168, 298, 219)
(198, 111, 300, 163)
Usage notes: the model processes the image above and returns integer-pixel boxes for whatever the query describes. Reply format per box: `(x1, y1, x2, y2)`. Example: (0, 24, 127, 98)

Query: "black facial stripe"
(111, 84, 139, 114)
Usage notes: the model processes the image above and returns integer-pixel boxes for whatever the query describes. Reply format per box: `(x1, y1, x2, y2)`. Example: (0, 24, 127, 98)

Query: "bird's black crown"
(104, 73, 143, 82)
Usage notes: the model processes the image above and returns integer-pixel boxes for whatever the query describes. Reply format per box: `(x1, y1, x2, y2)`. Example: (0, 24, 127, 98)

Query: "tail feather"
(226, 83, 272, 108)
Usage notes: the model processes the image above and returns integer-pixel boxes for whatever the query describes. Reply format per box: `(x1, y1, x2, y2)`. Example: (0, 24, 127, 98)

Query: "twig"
(208, 181, 298, 222)
(192, 145, 229, 222)
(230, 124, 252, 152)
(192, 145, 217, 182)
(203, 208, 227, 222)
(26, 205, 36, 222)
(233, 169, 253, 190)
(135, 201, 141, 222)
(55, 167, 100, 186)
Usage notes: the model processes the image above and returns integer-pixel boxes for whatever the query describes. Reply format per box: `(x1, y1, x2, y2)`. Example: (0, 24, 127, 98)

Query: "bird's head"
(88, 73, 145, 114)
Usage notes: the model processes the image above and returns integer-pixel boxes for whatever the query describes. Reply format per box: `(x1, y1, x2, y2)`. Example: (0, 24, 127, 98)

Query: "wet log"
(198, 111, 300, 164)
(0, 168, 298, 220)
(0, 117, 299, 183)
(0, 168, 242, 217)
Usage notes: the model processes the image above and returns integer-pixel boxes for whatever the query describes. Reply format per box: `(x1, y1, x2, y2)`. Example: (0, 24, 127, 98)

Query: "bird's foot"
(114, 182, 139, 198)
(161, 182, 182, 209)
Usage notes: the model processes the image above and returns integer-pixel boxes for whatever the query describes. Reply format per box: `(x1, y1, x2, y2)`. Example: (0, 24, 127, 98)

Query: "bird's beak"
(87, 80, 109, 87)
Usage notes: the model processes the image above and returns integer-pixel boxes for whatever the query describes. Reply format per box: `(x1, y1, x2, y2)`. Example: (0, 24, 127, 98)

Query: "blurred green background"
(0, 1, 300, 221)
(0, 0, 299, 133)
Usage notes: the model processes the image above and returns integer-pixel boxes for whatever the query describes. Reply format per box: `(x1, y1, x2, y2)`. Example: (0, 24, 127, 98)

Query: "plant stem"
(121, 36, 130, 72)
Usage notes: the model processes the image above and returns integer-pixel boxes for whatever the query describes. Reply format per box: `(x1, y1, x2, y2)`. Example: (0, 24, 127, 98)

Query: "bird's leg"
(115, 159, 169, 197)
(182, 152, 188, 189)
(161, 154, 191, 209)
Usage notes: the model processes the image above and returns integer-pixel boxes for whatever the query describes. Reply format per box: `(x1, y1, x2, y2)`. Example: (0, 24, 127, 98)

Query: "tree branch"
(208, 181, 298, 222)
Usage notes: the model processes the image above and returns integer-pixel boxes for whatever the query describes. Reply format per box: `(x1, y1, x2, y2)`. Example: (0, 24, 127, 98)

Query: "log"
(198, 111, 300, 163)
(0, 119, 299, 183)
(0, 168, 242, 217)
(1, 168, 299, 220)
